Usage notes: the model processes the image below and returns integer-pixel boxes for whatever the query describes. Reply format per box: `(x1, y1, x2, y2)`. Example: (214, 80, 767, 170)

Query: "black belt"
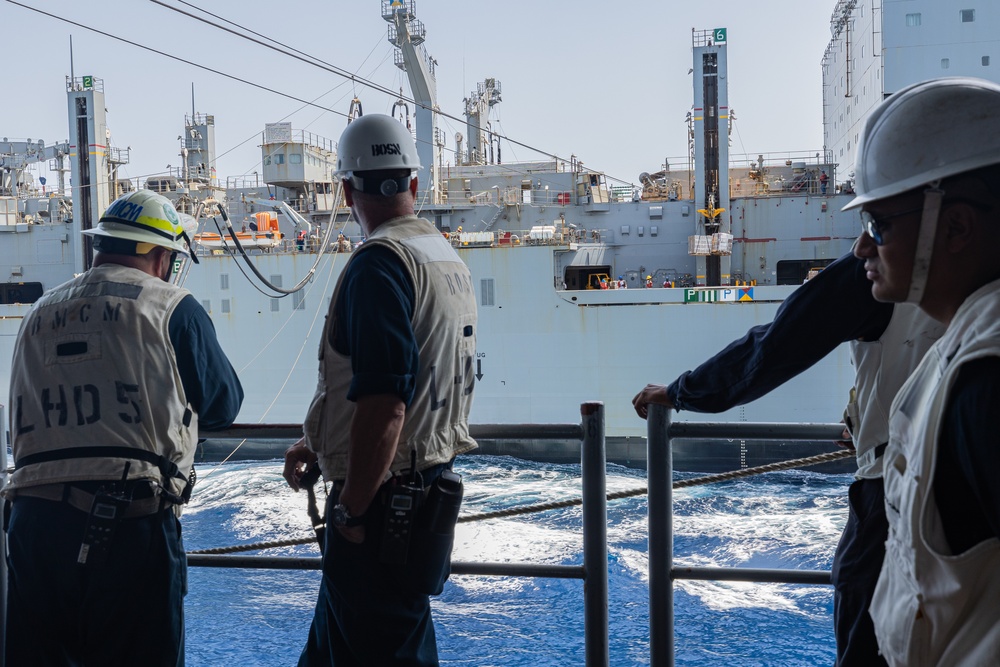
(333, 461, 452, 493)
(9, 481, 168, 518)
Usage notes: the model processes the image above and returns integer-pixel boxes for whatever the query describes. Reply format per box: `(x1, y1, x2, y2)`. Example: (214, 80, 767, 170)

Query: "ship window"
(275, 154, 285, 164)
(271, 274, 282, 312)
(290, 154, 302, 164)
(961, 9, 975, 23)
(221, 299, 231, 314)
(0, 281, 43, 305)
(201, 299, 211, 313)
(905, 13, 921, 27)
(293, 289, 305, 311)
(480, 278, 495, 306)
(941, 58, 950, 69)
(220, 274, 229, 290)
(984, 56, 991, 66)
(264, 156, 271, 166)
(776, 258, 835, 285)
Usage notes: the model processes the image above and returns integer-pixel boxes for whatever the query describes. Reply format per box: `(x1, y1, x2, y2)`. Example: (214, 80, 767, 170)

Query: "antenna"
(69, 35, 74, 83)
(191, 82, 196, 119)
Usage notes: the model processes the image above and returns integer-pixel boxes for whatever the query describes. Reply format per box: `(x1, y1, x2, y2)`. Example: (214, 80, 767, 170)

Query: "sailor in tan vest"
(846, 77, 1000, 667)
(4, 190, 243, 666)
(283, 114, 478, 666)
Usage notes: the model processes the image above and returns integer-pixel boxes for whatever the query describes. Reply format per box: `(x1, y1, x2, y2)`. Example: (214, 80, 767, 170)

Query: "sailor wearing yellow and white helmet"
(283, 113, 477, 666)
(3, 189, 243, 665)
(848, 77, 1000, 666)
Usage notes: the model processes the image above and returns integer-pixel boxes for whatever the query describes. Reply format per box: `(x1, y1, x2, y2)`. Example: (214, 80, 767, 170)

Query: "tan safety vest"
(304, 215, 478, 479)
(6, 264, 197, 499)
(871, 279, 1000, 666)
(848, 303, 944, 479)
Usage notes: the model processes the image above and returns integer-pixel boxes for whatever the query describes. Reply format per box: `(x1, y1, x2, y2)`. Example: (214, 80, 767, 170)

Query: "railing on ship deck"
(189, 406, 611, 667)
(0, 406, 849, 666)
(646, 404, 845, 667)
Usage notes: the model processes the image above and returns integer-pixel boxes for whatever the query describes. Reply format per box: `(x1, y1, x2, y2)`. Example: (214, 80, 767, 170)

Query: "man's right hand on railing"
(632, 384, 675, 420)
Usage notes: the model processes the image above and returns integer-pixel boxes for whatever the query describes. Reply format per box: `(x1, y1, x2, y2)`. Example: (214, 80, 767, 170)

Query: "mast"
(691, 28, 732, 287)
(463, 78, 502, 166)
(67, 74, 114, 273)
(382, 0, 439, 203)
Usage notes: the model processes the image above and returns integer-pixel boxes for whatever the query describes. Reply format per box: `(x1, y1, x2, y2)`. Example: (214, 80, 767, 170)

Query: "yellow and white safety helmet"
(83, 189, 197, 259)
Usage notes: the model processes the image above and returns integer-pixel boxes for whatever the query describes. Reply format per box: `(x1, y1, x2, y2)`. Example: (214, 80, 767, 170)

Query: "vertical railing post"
(1, 404, 7, 666)
(581, 402, 609, 667)
(648, 403, 673, 666)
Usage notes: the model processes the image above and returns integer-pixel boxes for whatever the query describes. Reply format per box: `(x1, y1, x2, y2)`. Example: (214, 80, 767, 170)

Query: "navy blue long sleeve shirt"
(168, 294, 244, 431)
(936, 356, 1000, 553)
(667, 252, 893, 413)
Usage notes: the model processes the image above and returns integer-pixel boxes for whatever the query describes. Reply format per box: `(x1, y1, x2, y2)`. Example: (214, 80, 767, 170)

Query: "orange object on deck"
(254, 211, 279, 232)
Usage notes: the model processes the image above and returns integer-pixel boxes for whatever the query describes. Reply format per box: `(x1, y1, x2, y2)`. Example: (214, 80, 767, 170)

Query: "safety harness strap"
(15, 446, 192, 504)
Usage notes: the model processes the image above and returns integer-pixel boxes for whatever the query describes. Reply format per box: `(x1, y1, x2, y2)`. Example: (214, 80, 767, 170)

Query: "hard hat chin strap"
(906, 184, 944, 304)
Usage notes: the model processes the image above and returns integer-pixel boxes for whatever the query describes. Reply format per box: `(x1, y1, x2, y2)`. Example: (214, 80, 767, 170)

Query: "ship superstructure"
(823, 0, 1000, 186)
(2, 1, 942, 462)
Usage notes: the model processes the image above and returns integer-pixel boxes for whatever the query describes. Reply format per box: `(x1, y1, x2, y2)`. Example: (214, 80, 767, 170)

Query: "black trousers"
(297, 471, 451, 667)
(830, 477, 889, 666)
(6, 496, 187, 667)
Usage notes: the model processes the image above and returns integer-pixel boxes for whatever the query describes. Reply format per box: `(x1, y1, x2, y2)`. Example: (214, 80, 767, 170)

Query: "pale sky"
(3, 0, 836, 189)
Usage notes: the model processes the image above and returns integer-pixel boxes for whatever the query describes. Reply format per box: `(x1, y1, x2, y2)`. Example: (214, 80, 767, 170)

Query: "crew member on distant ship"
(632, 244, 944, 667)
(283, 114, 477, 666)
(618, 275, 627, 289)
(337, 232, 351, 253)
(3, 190, 244, 667)
(645, 275, 653, 288)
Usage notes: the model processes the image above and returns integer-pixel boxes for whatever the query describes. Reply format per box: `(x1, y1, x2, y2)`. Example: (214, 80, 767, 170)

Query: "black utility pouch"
(407, 469, 464, 595)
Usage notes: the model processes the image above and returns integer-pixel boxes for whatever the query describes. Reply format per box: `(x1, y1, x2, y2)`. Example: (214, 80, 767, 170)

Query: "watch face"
(332, 504, 349, 526)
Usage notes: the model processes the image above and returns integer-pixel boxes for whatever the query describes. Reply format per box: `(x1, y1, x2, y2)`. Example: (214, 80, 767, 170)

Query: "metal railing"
(646, 404, 845, 667)
(0, 405, 852, 666)
(188, 406, 611, 666)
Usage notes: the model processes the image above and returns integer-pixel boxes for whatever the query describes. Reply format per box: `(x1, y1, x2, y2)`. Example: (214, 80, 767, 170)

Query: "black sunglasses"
(859, 206, 923, 246)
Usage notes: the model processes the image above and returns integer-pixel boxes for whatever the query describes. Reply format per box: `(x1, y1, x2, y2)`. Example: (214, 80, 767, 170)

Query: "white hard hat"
(84, 189, 195, 256)
(335, 113, 421, 177)
(843, 77, 1000, 211)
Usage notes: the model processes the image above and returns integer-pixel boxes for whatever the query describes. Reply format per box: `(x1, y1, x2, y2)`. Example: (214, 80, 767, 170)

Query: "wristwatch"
(331, 503, 364, 528)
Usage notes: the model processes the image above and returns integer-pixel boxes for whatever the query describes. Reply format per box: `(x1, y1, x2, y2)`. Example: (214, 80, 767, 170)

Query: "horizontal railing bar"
(672, 566, 831, 585)
(201, 421, 846, 444)
(206, 423, 585, 441)
(451, 562, 586, 579)
(186, 554, 585, 580)
(667, 422, 846, 441)
(187, 554, 321, 569)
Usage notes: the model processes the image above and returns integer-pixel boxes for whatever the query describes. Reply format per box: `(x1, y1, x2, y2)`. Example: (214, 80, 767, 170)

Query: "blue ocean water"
(183, 456, 849, 666)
